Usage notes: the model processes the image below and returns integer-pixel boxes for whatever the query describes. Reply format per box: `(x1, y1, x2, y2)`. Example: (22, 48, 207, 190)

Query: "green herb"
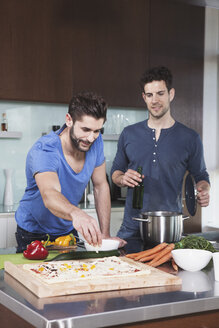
(174, 235, 216, 252)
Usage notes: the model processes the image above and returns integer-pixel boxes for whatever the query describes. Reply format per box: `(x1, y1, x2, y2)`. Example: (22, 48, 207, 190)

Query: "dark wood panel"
(0, 0, 73, 103)
(148, 0, 205, 137)
(71, 0, 149, 107)
(0, 304, 35, 328)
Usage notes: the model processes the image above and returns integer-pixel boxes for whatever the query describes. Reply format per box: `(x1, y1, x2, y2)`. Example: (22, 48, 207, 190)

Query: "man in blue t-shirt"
(111, 66, 210, 239)
(15, 92, 126, 252)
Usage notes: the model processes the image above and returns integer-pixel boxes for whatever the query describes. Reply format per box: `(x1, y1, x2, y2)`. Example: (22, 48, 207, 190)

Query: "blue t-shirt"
(111, 120, 209, 237)
(15, 125, 105, 235)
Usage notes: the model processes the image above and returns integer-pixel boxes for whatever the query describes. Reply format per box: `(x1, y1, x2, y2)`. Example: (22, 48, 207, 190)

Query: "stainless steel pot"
(133, 211, 189, 245)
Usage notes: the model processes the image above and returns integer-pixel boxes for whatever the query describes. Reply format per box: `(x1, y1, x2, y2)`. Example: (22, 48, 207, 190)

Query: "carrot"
(126, 252, 141, 259)
(138, 253, 158, 262)
(171, 258, 178, 272)
(148, 243, 175, 265)
(133, 242, 168, 261)
(149, 251, 172, 267)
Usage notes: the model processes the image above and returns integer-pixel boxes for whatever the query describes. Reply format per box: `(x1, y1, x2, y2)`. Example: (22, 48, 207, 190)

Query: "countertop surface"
(1, 236, 219, 328)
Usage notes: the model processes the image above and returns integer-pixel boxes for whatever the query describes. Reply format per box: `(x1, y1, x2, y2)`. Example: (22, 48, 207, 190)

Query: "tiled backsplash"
(0, 101, 146, 206)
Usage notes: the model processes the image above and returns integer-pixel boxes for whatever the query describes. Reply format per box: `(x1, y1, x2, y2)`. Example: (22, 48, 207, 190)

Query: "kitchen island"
(1, 237, 219, 328)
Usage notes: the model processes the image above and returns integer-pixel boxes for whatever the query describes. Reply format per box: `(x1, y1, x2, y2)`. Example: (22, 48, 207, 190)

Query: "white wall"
(202, 7, 219, 229)
(0, 102, 146, 206)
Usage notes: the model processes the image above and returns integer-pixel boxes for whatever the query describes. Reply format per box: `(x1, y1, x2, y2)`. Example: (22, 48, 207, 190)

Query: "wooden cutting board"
(4, 257, 181, 298)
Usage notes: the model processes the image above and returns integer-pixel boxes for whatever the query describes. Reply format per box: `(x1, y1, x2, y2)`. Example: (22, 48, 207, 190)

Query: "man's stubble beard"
(69, 125, 92, 153)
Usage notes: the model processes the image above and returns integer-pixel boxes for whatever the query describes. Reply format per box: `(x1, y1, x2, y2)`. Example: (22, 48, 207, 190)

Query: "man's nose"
(87, 132, 95, 142)
(151, 94, 159, 103)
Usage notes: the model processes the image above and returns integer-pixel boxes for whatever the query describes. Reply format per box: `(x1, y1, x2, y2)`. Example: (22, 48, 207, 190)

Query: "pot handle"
(182, 215, 189, 220)
(132, 217, 149, 222)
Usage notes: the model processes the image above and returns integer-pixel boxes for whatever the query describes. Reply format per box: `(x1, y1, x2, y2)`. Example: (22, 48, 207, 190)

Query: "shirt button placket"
(152, 129, 157, 164)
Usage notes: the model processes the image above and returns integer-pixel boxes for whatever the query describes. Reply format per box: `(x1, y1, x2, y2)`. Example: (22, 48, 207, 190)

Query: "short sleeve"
(94, 134, 105, 167)
(28, 142, 60, 177)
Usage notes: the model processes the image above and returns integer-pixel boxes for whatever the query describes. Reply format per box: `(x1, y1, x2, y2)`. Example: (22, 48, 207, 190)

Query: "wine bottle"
(1, 113, 8, 131)
(132, 166, 144, 209)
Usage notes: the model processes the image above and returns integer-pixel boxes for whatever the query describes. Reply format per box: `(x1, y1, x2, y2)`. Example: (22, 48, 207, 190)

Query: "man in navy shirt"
(111, 66, 210, 239)
(16, 92, 126, 252)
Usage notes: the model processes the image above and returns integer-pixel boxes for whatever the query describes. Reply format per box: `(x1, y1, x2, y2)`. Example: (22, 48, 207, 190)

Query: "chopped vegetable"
(174, 235, 216, 252)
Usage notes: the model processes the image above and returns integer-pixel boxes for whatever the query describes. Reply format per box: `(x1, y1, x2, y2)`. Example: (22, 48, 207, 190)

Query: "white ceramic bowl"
(84, 239, 120, 252)
(171, 249, 213, 272)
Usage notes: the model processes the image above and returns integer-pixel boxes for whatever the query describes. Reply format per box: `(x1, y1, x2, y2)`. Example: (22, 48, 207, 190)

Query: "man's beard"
(69, 125, 92, 152)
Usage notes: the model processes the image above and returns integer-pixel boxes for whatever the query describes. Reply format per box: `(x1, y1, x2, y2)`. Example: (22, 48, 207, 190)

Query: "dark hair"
(68, 92, 107, 123)
(140, 66, 173, 92)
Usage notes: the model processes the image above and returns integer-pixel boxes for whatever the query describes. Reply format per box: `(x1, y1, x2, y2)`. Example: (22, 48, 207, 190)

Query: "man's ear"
(66, 113, 73, 127)
(169, 88, 175, 102)
(142, 92, 147, 104)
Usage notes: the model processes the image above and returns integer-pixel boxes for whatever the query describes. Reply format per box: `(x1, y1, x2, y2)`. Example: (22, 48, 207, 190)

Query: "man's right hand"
(72, 212, 102, 246)
(118, 169, 144, 188)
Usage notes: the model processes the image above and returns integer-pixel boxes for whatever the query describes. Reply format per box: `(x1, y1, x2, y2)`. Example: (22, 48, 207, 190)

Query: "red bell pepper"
(23, 240, 49, 260)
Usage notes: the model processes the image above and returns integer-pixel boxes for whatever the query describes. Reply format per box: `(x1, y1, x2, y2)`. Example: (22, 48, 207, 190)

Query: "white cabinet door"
(110, 209, 124, 237)
(7, 214, 17, 248)
(0, 213, 17, 248)
(0, 218, 7, 248)
(82, 207, 124, 238)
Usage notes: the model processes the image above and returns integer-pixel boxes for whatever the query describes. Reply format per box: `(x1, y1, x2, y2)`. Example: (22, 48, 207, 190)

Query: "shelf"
(0, 131, 22, 139)
(102, 134, 120, 141)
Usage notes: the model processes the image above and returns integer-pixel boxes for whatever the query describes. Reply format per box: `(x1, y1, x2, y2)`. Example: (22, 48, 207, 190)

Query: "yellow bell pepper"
(54, 233, 76, 247)
(42, 233, 76, 247)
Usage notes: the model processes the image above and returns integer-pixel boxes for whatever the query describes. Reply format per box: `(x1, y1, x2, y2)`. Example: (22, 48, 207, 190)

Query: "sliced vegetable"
(47, 249, 120, 262)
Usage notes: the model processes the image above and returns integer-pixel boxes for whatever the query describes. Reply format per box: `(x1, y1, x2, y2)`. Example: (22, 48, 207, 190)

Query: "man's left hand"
(101, 235, 127, 248)
(196, 180, 210, 207)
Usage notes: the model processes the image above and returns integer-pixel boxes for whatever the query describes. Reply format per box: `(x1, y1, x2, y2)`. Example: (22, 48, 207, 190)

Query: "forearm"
(93, 181, 111, 237)
(112, 170, 125, 187)
(41, 188, 84, 222)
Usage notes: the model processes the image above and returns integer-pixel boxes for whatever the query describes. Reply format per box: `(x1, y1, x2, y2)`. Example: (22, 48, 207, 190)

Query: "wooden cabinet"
(0, 0, 149, 107)
(71, 0, 150, 107)
(0, 0, 73, 103)
(0, 0, 205, 110)
(149, 0, 205, 136)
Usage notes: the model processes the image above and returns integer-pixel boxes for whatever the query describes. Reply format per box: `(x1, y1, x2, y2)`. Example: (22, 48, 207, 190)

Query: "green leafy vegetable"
(174, 235, 216, 252)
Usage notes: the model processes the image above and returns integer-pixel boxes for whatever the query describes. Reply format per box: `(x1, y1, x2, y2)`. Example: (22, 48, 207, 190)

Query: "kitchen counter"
(1, 237, 219, 328)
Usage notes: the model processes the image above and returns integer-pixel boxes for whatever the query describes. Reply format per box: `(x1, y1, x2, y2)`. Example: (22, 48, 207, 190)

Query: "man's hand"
(101, 235, 127, 248)
(196, 180, 210, 207)
(72, 213, 102, 246)
(113, 169, 144, 188)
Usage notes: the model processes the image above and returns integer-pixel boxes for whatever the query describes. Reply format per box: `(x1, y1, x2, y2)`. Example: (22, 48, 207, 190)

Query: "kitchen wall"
(202, 7, 219, 229)
(0, 102, 146, 206)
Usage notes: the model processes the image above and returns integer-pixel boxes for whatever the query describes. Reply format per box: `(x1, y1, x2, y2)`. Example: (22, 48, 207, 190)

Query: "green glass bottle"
(132, 166, 144, 209)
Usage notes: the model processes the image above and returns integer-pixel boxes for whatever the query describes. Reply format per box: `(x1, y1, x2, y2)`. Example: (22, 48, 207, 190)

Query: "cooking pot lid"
(185, 173, 197, 216)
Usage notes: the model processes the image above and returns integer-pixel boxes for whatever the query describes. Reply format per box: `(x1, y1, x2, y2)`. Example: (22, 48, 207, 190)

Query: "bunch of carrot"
(126, 242, 178, 271)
